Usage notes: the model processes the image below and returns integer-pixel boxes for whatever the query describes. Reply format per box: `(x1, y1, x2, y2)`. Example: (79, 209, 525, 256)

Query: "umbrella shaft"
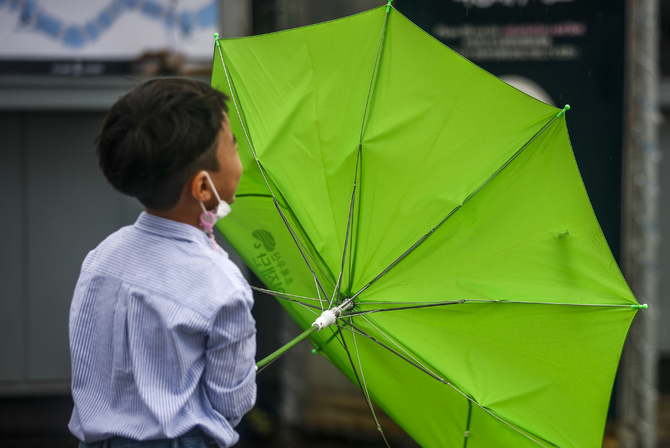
(256, 325, 318, 370)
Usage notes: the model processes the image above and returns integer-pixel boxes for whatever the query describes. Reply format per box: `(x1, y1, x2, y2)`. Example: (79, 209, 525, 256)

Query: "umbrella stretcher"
(211, 4, 645, 448)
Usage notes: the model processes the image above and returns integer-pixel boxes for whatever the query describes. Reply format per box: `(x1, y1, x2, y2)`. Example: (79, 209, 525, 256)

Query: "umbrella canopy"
(211, 5, 642, 448)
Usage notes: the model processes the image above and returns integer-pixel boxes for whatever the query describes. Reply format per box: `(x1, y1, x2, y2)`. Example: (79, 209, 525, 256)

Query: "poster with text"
(395, 0, 626, 259)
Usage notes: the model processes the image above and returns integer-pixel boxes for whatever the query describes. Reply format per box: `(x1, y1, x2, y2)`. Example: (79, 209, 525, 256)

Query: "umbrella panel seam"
(335, 312, 555, 447)
(217, 44, 337, 306)
(350, 110, 566, 302)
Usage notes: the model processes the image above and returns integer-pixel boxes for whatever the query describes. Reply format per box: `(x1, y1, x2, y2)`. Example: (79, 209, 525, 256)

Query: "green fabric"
(211, 6, 639, 448)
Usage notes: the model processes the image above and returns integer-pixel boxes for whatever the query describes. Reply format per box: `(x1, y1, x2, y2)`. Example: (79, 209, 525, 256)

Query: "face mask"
(199, 171, 232, 252)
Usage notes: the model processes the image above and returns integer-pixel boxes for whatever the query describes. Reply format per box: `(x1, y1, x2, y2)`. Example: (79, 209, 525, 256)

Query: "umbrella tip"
(213, 33, 221, 48)
(632, 304, 648, 309)
(556, 104, 571, 118)
(386, 0, 392, 12)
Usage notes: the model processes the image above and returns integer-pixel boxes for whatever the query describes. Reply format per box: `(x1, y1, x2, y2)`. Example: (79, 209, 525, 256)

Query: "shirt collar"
(134, 212, 211, 247)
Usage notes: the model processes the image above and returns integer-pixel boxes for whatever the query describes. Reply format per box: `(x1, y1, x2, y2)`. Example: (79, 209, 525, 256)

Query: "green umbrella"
(211, 3, 643, 447)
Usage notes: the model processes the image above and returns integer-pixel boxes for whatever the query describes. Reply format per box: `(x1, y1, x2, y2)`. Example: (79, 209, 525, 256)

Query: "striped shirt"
(68, 212, 257, 447)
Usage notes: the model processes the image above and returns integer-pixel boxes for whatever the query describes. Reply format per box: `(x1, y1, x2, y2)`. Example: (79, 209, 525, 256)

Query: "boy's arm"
(204, 291, 257, 426)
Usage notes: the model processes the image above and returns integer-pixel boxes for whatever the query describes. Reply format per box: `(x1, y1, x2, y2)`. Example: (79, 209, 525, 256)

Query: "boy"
(68, 78, 256, 448)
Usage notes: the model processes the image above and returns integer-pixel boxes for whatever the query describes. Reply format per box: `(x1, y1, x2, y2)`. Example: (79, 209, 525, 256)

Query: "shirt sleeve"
(204, 288, 257, 427)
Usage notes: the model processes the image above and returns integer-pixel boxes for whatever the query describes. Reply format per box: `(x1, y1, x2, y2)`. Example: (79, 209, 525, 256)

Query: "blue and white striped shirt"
(69, 212, 256, 447)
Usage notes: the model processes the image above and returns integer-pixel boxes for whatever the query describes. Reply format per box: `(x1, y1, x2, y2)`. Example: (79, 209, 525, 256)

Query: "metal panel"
(660, 117, 670, 355)
(0, 76, 136, 111)
(0, 113, 26, 382)
(24, 112, 130, 382)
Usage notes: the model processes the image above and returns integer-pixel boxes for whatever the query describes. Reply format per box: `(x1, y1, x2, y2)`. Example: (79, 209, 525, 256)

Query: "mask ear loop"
(202, 171, 224, 204)
(199, 195, 220, 253)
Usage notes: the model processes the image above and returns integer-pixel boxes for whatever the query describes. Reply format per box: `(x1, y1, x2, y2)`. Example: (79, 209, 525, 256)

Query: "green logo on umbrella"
(252, 229, 276, 252)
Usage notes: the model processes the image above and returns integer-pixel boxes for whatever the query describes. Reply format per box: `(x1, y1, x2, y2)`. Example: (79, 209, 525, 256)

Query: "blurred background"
(0, 0, 667, 447)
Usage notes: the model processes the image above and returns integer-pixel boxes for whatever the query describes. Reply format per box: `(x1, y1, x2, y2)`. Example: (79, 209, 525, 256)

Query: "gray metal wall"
(0, 104, 144, 395)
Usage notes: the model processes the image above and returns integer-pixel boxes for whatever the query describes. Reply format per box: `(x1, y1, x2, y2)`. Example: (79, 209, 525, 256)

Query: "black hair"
(96, 77, 229, 210)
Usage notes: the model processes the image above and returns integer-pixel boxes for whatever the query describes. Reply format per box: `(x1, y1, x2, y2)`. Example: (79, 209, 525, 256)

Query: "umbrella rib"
(346, 299, 638, 316)
(319, 325, 347, 353)
(234, 193, 274, 199)
(352, 320, 552, 448)
(336, 318, 392, 448)
(332, 147, 361, 308)
(273, 198, 332, 302)
(461, 298, 639, 308)
(334, 6, 391, 305)
(349, 318, 393, 448)
(337, 319, 446, 383)
(292, 229, 337, 292)
(330, 271, 344, 307)
(359, 314, 444, 381)
(250, 285, 320, 302)
(446, 386, 551, 448)
(358, 1, 391, 144)
(340, 320, 552, 447)
(335, 319, 548, 447)
(337, 320, 433, 376)
(249, 286, 324, 311)
(345, 300, 464, 316)
(351, 111, 567, 301)
(272, 204, 337, 292)
(463, 400, 473, 448)
(216, 45, 332, 304)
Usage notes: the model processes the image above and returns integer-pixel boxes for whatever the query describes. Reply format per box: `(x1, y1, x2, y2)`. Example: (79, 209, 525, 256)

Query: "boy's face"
(210, 112, 242, 204)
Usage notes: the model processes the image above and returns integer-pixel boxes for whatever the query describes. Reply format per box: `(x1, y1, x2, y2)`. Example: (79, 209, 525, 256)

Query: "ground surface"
(0, 395, 668, 447)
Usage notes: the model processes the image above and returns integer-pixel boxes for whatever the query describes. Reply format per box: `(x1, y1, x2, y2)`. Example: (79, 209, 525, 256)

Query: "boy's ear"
(189, 171, 212, 203)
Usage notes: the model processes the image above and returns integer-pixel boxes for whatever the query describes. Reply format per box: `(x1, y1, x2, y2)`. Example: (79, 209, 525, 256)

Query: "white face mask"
(199, 172, 232, 253)
(199, 171, 231, 221)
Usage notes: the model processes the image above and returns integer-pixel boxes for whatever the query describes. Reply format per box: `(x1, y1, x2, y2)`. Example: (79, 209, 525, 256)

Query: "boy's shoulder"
(80, 219, 251, 317)
(81, 224, 134, 268)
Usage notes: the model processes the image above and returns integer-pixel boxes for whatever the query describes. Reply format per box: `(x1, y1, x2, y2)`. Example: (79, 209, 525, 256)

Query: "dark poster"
(394, 0, 626, 259)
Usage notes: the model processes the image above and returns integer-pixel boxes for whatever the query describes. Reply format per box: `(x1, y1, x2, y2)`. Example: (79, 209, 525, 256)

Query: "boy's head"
(96, 78, 232, 210)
